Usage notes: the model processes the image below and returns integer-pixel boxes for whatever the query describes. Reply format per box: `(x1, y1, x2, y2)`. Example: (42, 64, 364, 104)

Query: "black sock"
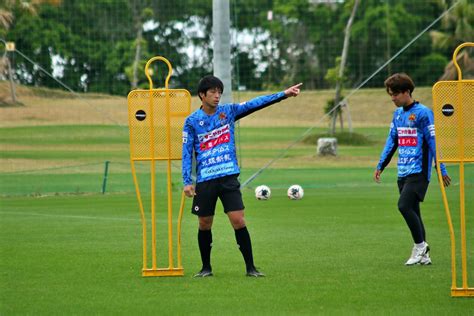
(198, 229, 212, 271)
(235, 226, 255, 271)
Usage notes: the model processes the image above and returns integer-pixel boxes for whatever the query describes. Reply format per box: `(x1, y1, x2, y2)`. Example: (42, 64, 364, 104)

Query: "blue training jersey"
(182, 91, 287, 185)
(376, 101, 447, 181)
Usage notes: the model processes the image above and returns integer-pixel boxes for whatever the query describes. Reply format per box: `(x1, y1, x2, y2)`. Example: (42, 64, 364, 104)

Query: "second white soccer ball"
(255, 185, 271, 200)
(287, 184, 304, 200)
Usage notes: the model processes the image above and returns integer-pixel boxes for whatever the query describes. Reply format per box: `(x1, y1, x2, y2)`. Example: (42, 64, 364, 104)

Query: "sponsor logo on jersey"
(200, 134, 230, 150)
(398, 138, 418, 146)
(398, 164, 421, 176)
(201, 154, 232, 167)
(397, 127, 418, 147)
(397, 127, 417, 136)
(198, 124, 231, 151)
(399, 148, 417, 155)
(200, 162, 235, 178)
(398, 157, 415, 165)
(198, 124, 229, 142)
(182, 131, 188, 144)
(201, 144, 230, 159)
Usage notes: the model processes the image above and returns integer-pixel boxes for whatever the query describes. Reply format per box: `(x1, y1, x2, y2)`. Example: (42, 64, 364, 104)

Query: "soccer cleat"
(405, 243, 430, 266)
(193, 269, 213, 277)
(420, 252, 432, 265)
(246, 268, 265, 277)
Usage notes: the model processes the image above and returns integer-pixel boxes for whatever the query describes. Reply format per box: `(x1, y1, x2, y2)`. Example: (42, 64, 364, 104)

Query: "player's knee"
(230, 217, 246, 229)
(198, 216, 213, 230)
(398, 200, 411, 214)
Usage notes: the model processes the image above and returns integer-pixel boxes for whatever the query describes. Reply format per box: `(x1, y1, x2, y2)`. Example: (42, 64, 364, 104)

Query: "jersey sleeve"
(232, 91, 287, 120)
(376, 114, 398, 171)
(182, 117, 194, 185)
(422, 109, 448, 176)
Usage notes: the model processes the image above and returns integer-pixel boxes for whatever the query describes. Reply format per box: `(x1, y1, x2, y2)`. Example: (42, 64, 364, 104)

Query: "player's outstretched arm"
(284, 83, 303, 97)
(234, 84, 301, 121)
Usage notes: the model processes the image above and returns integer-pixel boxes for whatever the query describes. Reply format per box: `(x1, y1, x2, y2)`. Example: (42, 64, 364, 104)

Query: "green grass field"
(1, 169, 473, 314)
(1, 86, 473, 314)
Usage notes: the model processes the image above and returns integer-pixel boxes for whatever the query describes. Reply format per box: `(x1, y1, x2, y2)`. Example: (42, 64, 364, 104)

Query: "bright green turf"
(1, 125, 388, 195)
(1, 125, 473, 314)
(0, 168, 474, 315)
(0, 125, 128, 145)
(1, 175, 473, 314)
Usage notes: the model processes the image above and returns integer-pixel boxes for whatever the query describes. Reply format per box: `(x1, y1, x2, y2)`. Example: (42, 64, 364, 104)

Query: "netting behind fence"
(1, 0, 472, 195)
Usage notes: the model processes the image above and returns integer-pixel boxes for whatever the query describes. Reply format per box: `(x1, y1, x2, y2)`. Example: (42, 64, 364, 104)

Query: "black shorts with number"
(191, 174, 245, 217)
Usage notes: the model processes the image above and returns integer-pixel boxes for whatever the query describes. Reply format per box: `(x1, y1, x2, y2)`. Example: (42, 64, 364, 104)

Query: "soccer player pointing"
(374, 73, 450, 266)
(182, 75, 301, 277)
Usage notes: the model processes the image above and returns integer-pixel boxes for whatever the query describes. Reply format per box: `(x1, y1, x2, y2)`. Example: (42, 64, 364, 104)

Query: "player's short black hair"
(197, 75, 224, 100)
(384, 73, 415, 95)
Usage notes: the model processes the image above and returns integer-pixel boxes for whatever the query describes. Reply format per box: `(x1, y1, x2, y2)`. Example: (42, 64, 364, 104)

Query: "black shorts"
(191, 174, 245, 217)
(397, 173, 429, 202)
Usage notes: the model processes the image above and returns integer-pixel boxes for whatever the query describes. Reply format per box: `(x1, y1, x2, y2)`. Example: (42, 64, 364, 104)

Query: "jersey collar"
(402, 101, 418, 112)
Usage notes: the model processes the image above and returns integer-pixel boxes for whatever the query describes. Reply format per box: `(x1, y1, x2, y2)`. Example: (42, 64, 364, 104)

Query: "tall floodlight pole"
(212, 0, 232, 104)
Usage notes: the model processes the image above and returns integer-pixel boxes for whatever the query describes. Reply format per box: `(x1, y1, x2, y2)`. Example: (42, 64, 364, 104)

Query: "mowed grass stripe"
(1, 173, 473, 314)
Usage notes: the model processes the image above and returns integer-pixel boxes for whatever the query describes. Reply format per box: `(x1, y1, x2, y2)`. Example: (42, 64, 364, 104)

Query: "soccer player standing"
(182, 75, 302, 277)
(374, 73, 451, 265)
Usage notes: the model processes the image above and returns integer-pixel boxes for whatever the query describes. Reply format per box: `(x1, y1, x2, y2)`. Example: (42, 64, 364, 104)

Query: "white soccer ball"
(287, 184, 304, 200)
(255, 185, 271, 200)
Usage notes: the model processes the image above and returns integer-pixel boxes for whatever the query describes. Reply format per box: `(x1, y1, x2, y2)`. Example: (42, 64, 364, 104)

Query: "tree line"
(1, 0, 472, 96)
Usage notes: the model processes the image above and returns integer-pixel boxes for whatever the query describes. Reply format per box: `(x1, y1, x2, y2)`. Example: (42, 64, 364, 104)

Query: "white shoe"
(420, 252, 432, 265)
(405, 243, 430, 265)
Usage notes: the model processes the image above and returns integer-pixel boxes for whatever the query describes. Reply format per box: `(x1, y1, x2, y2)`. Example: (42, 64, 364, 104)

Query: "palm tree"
(0, 0, 62, 104)
(0, 9, 13, 31)
(431, 0, 473, 49)
(1, 1, 62, 34)
(430, 0, 474, 79)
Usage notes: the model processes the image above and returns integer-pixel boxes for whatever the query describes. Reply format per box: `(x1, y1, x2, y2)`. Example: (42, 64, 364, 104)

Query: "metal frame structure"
(432, 42, 474, 297)
(127, 57, 191, 276)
